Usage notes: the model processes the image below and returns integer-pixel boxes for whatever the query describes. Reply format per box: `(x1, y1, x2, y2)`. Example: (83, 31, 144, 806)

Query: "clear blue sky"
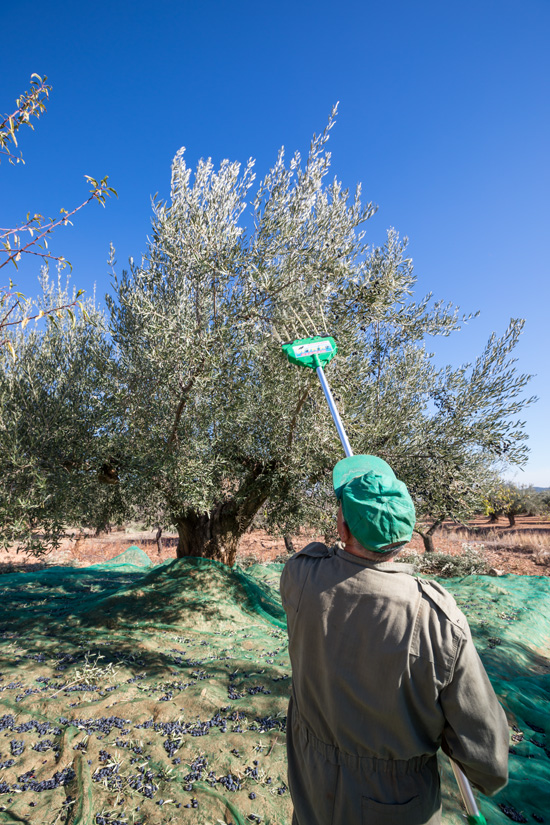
(2, 0, 548, 485)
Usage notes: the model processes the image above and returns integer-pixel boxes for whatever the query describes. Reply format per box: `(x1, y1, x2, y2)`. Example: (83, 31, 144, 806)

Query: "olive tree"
(105, 110, 533, 565)
(0, 75, 118, 556)
(484, 481, 544, 527)
(0, 271, 125, 555)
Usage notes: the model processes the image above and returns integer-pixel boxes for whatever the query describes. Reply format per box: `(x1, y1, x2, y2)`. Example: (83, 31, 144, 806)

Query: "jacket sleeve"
(439, 622, 509, 796)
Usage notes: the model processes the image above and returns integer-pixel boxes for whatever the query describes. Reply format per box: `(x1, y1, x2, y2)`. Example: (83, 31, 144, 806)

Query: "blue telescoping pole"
(315, 365, 353, 458)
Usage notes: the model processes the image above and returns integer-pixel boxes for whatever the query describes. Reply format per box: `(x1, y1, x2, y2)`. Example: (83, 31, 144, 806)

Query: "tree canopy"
(102, 111, 533, 563)
(0, 272, 125, 554)
(0, 109, 535, 563)
(0, 74, 118, 552)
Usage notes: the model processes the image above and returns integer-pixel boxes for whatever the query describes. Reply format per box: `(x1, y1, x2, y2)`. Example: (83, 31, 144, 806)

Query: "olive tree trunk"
(414, 519, 443, 553)
(175, 510, 241, 567)
(173, 472, 272, 567)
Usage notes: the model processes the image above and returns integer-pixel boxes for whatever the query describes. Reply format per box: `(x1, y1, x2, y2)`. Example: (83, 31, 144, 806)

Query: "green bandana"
(333, 455, 416, 553)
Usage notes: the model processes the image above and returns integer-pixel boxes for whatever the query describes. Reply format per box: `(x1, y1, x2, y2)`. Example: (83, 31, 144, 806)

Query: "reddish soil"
(0, 515, 548, 576)
(411, 515, 550, 576)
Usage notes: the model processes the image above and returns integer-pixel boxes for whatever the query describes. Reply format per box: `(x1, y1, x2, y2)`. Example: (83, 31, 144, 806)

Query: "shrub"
(400, 544, 490, 577)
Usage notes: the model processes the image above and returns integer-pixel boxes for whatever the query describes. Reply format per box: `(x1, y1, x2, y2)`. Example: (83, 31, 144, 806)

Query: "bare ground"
(0, 515, 548, 575)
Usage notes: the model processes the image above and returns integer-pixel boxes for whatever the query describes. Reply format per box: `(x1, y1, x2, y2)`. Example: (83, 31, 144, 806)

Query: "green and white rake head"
(281, 335, 337, 371)
(282, 335, 352, 457)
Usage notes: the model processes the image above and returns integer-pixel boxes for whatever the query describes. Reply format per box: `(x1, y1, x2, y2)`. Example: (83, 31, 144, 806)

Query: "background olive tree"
(0, 271, 126, 555)
(483, 481, 548, 527)
(0, 74, 118, 556)
(102, 110, 533, 564)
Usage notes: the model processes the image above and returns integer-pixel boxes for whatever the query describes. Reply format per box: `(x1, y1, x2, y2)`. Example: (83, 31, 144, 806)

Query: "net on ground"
(0, 549, 547, 824)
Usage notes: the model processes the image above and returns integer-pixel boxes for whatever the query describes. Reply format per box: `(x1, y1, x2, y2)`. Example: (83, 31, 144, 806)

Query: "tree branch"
(1, 178, 117, 272)
(166, 359, 205, 450)
(286, 386, 310, 450)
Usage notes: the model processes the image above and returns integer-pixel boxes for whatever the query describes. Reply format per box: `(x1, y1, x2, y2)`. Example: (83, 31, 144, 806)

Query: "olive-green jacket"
(280, 543, 509, 825)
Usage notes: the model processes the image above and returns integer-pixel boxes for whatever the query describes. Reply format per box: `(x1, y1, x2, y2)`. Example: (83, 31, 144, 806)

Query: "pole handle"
(451, 760, 487, 823)
(315, 364, 353, 457)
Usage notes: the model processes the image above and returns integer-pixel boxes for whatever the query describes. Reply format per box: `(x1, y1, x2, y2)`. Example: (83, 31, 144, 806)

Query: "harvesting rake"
(282, 333, 488, 825)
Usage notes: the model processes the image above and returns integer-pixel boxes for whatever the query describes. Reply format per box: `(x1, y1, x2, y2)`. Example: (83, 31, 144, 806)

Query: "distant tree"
(484, 482, 545, 527)
(538, 489, 550, 515)
(0, 74, 115, 355)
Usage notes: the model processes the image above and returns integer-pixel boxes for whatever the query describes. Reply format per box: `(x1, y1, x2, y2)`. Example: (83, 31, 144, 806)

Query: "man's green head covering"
(333, 455, 416, 553)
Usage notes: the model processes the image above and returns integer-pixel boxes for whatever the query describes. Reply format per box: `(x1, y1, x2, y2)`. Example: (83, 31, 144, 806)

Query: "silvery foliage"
(0, 268, 124, 554)
(106, 106, 534, 540)
(392, 319, 535, 533)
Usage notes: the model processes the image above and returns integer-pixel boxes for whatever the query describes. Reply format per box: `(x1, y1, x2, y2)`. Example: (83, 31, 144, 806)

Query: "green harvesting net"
(0, 549, 547, 824)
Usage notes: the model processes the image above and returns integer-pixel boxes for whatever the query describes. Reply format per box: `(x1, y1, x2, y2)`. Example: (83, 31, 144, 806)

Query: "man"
(280, 455, 509, 825)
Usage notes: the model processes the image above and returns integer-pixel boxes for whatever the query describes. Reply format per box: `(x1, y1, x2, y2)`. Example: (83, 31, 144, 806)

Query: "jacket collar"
(335, 545, 415, 574)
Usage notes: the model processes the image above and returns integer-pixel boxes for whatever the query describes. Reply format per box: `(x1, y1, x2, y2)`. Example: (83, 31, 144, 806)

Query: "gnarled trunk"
(174, 475, 272, 566)
(175, 509, 241, 567)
